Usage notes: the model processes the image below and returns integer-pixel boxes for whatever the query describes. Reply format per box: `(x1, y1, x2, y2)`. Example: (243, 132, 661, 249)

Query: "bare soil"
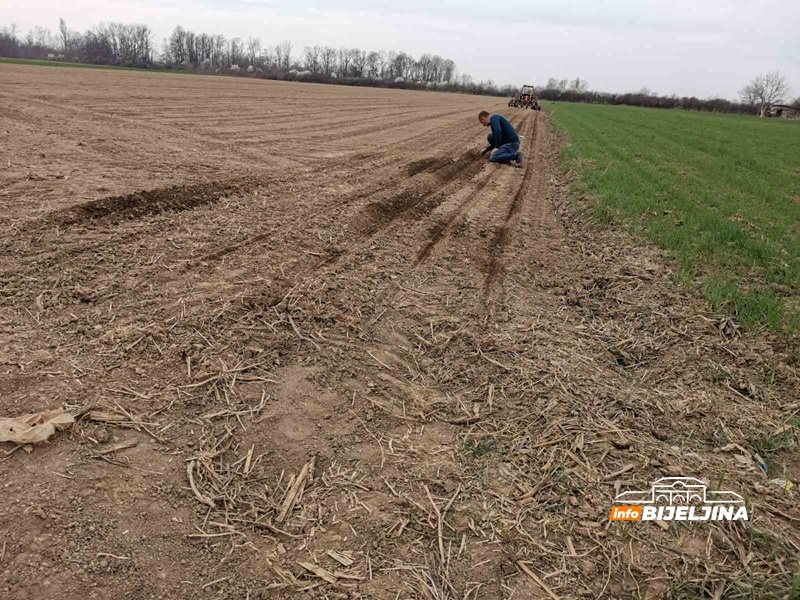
(1, 64, 799, 599)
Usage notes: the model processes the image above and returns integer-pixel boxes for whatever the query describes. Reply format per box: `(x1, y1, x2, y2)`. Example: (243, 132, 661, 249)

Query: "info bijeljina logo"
(610, 477, 749, 522)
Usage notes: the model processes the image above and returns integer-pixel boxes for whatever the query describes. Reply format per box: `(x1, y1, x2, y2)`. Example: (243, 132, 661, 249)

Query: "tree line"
(537, 75, 797, 116)
(0, 20, 154, 67)
(3, 20, 794, 114)
(160, 28, 457, 83)
(0, 20, 506, 96)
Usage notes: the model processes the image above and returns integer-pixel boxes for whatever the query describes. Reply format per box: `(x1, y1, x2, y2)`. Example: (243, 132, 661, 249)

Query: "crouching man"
(478, 110, 524, 168)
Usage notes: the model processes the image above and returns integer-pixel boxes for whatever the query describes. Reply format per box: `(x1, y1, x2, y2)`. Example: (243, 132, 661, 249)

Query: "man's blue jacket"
(487, 114, 519, 148)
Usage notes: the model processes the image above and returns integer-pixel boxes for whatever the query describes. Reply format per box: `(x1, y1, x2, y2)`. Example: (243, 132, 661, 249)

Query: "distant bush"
(538, 87, 758, 116)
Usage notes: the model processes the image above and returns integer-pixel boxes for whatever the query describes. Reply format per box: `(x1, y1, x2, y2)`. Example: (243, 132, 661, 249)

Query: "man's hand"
(480, 147, 491, 158)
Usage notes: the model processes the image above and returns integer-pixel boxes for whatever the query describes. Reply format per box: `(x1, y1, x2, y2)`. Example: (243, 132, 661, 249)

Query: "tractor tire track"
(483, 111, 543, 301)
(412, 110, 533, 266)
(413, 171, 494, 265)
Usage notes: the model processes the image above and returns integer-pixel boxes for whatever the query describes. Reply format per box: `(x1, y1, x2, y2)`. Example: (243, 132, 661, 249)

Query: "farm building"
(766, 104, 800, 119)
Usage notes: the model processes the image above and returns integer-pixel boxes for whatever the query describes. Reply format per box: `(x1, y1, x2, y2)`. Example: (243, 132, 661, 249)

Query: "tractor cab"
(508, 84, 541, 110)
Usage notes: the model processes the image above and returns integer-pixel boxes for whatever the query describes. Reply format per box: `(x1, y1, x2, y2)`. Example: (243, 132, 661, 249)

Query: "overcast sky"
(2, 0, 798, 100)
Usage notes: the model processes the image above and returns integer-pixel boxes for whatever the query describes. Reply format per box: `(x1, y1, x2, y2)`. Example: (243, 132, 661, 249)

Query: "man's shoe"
(514, 151, 525, 168)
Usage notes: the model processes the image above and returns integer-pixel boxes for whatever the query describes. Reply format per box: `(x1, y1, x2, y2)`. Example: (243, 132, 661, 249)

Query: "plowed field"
(1, 65, 798, 599)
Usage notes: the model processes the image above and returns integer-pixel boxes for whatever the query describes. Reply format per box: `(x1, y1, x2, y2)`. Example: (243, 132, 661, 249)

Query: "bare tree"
(337, 47, 351, 77)
(303, 45, 321, 72)
(0, 24, 19, 57)
(740, 71, 792, 116)
(400, 52, 414, 79)
(261, 46, 274, 69)
(246, 37, 261, 66)
(58, 18, 69, 53)
(167, 26, 187, 64)
(351, 48, 367, 78)
(441, 58, 455, 83)
(212, 34, 226, 67)
(131, 24, 152, 66)
(391, 52, 411, 79)
(4, 23, 18, 40)
(417, 53, 432, 81)
(546, 78, 569, 91)
(82, 22, 150, 66)
(228, 37, 244, 67)
(365, 50, 381, 78)
(320, 46, 337, 76)
(739, 83, 759, 106)
(32, 25, 51, 47)
(429, 55, 442, 82)
(275, 40, 291, 71)
(569, 77, 589, 92)
(384, 51, 397, 78)
(196, 33, 212, 64)
(176, 30, 191, 63)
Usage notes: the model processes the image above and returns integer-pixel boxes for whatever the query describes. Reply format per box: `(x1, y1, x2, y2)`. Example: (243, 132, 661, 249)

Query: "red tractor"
(508, 84, 541, 110)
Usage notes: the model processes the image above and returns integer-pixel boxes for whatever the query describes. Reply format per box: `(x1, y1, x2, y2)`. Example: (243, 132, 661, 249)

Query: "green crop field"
(550, 102, 800, 331)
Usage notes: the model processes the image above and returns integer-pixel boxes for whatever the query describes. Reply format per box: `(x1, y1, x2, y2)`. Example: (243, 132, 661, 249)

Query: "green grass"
(550, 102, 800, 331)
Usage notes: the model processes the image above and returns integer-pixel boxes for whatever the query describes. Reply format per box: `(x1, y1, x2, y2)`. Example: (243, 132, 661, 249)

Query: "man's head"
(478, 111, 491, 126)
